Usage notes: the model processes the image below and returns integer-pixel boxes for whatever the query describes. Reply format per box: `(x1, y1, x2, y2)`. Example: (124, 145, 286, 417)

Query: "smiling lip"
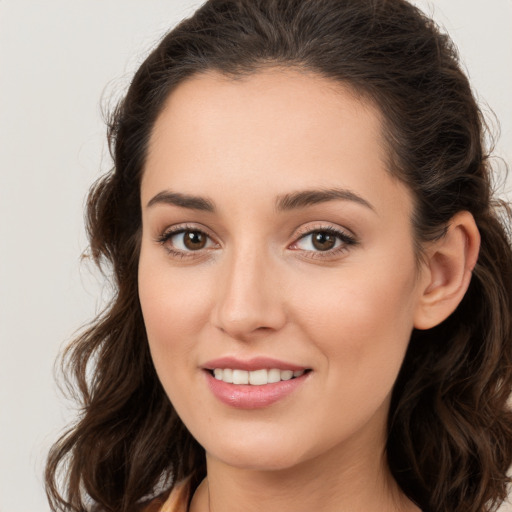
(203, 356, 308, 372)
(202, 357, 310, 409)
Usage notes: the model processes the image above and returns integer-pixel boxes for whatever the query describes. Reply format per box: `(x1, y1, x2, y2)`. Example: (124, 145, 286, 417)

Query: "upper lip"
(202, 356, 309, 372)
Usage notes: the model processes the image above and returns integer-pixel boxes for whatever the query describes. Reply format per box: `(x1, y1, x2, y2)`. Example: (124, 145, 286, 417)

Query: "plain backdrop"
(1, 1, 511, 511)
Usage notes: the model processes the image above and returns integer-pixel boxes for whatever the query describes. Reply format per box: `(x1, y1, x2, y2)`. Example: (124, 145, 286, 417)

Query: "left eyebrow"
(275, 188, 375, 213)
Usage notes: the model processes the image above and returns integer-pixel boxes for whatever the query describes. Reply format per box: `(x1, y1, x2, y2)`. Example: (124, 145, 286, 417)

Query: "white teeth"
(212, 368, 307, 385)
(232, 369, 249, 384)
(280, 370, 293, 381)
(249, 369, 268, 385)
(267, 368, 281, 383)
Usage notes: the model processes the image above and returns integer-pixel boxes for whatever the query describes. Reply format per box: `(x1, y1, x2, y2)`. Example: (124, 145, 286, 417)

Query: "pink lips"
(203, 356, 307, 372)
(203, 356, 310, 409)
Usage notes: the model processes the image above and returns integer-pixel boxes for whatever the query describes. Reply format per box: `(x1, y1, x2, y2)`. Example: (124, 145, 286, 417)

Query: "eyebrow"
(275, 188, 375, 213)
(146, 187, 375, 214)
(146, 191, 215, 212)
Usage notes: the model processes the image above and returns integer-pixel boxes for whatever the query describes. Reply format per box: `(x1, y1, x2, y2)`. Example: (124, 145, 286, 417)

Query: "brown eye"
(311, 231, 337, 251)
(183, 230, 207, 250)
(291, 227, 357, 256)
(159, 228, 216, 253)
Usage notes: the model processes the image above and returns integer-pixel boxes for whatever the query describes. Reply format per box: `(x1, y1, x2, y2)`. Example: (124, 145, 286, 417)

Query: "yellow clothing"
(143, 478, 191, 512)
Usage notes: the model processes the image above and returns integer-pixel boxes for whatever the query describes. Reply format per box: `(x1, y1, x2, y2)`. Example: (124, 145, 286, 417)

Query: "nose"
(211, 247, 287, 341)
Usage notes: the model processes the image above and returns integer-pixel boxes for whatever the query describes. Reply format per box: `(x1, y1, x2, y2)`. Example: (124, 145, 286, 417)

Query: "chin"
(201, 429, 310, 471)
(210, 448, 305, 472)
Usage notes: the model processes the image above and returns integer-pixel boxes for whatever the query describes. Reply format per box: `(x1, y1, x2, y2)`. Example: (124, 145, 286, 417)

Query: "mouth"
(202, 357, 312, 408)
(208, 368, 310, 385)
(207, 368, 311, 386)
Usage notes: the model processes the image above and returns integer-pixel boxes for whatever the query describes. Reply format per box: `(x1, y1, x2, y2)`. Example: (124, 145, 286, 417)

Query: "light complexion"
(138, 68, 478, 512)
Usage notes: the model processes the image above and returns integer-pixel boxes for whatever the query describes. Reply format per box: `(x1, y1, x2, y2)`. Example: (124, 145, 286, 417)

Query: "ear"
(414, 211, 481, 330)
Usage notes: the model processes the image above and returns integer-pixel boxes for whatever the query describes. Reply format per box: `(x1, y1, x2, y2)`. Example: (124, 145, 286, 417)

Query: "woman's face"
(139, 69, 428, 472)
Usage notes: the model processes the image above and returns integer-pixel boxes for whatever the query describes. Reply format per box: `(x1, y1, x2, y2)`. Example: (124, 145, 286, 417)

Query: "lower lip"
(205, 371, 309, 409)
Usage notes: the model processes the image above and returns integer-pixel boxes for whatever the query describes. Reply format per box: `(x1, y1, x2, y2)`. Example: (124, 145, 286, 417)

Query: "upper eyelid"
(292, 222, 356, 240)
(292, 229, 356, 246)
(157, 223, 216, 240)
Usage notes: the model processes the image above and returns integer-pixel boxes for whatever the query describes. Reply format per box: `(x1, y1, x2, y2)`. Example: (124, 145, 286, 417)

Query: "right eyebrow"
(146, 191, 216, 212)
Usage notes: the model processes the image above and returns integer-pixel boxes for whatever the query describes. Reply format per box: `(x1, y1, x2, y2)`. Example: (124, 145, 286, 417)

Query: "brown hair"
(45, 1, 512, 511)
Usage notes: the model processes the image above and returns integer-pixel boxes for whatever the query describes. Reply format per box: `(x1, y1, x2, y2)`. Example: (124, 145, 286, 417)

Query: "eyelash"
(290, 225, 358, 259)
(155, 223, 358, 260)
(156, 224, 217, 259)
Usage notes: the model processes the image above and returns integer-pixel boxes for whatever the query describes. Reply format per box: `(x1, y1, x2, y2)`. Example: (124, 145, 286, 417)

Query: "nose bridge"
(213, 241, 285, 338)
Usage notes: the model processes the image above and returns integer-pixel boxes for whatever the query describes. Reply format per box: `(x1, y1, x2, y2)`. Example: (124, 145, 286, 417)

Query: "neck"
(190, 429, 419, 512)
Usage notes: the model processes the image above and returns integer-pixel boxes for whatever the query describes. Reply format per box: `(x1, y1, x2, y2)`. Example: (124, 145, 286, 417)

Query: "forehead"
(142, 68, 411, 221)
(147, 67, 384, 157)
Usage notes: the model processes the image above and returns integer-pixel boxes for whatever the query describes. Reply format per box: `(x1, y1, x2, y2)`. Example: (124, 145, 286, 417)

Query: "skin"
(138, 67, 437, 512)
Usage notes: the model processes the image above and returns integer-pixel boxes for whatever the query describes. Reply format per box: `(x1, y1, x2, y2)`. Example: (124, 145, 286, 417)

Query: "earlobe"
(414, 211, 481, 330)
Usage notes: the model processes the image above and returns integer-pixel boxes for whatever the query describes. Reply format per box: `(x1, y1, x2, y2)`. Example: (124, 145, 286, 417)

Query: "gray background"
(1, 1, 511, 510)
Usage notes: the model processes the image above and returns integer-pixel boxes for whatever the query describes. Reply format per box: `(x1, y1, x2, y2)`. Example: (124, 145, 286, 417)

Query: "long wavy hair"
(45, 1, 512, 511)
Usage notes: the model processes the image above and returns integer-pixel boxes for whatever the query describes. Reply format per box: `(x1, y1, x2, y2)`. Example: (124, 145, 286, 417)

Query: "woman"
(45, 1, 512, 511)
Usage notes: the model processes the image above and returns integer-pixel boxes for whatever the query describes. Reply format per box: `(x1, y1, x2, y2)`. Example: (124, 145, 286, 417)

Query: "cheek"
(138, 260, 221, 441)
(137, 251, 212, 384)
(293, 256, 419, 381)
